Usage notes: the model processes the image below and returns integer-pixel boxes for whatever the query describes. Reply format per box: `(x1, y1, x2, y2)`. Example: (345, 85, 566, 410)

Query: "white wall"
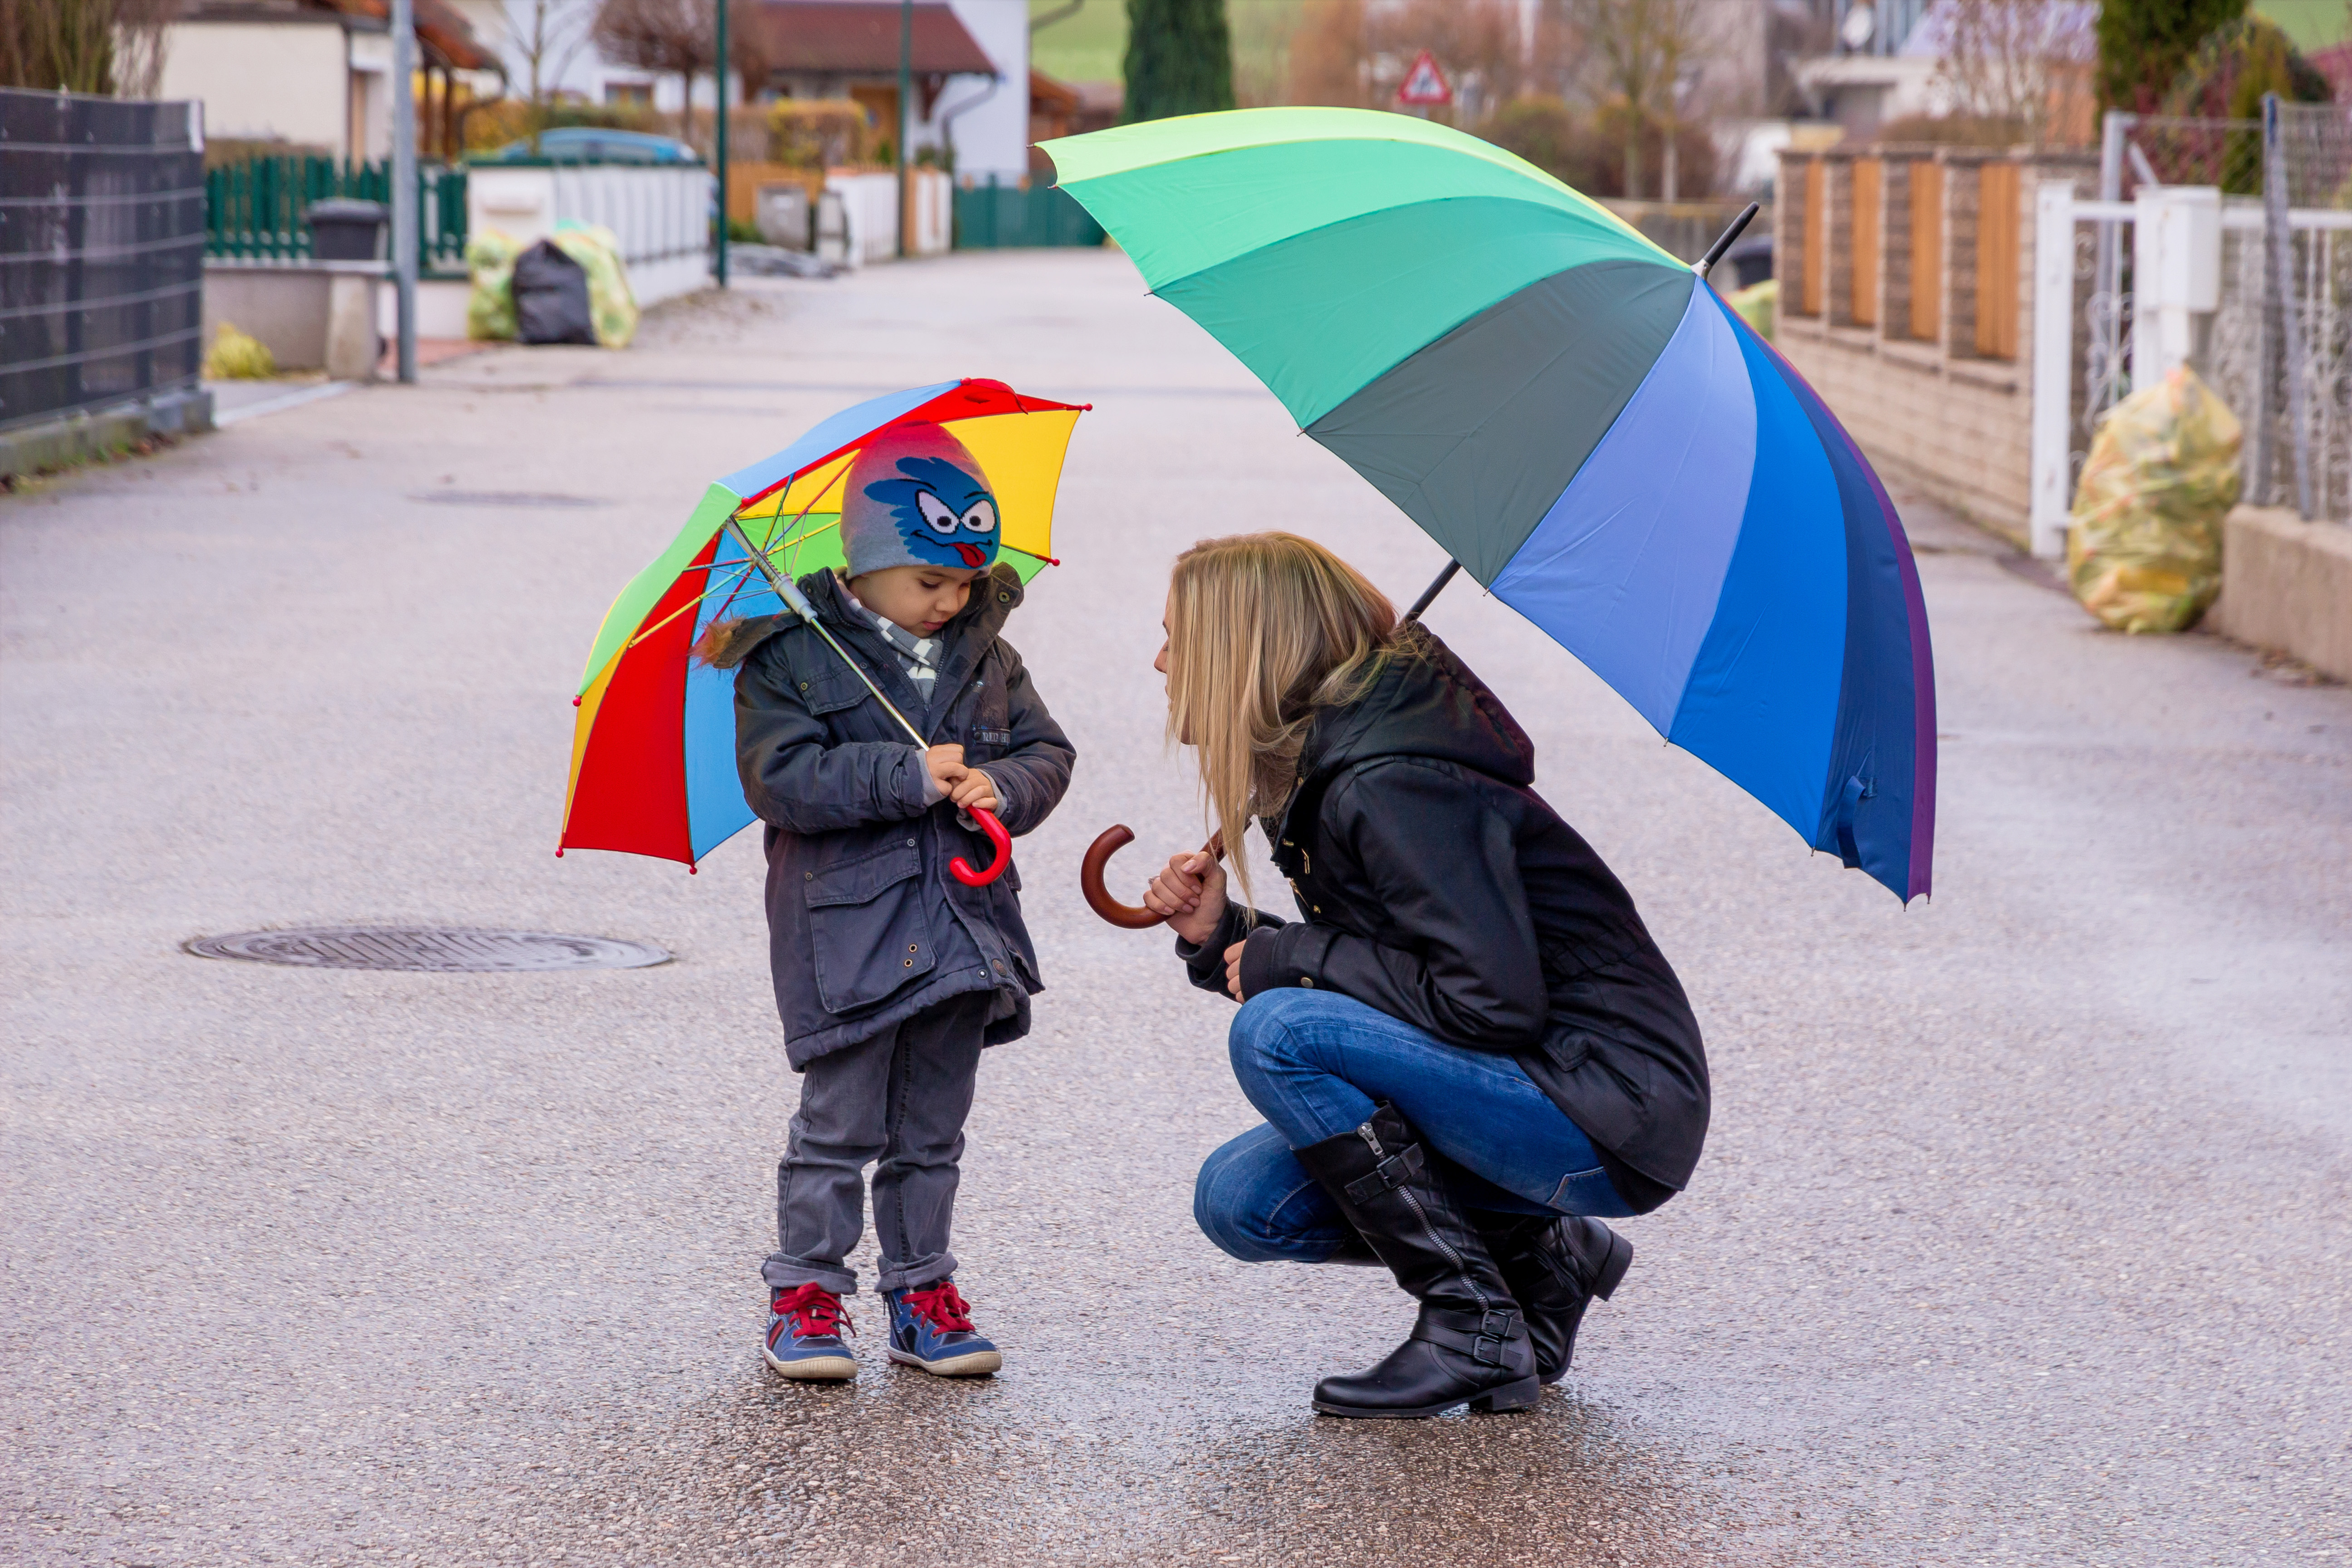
(158, 21, 350, 156)
(941, 0, 1026, 181)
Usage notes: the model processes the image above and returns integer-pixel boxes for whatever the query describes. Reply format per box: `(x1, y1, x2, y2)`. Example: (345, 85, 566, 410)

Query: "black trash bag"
(513, 239, 596, 346)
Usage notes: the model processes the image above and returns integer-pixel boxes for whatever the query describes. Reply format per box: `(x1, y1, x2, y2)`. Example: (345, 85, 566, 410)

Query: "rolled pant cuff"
(762, 1254, 858, 1295)
(873, 1248, 957, 1294)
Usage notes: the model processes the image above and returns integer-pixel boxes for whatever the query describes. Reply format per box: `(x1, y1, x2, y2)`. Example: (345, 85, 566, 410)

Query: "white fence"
(2030, 181, 2352, 554)
(818, 169, 951, 266)
(466, 164, 714, 307)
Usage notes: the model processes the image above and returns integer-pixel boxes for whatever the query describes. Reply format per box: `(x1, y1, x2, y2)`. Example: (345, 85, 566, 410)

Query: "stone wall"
(1774, 146, 2095, 544)
(2211, 505, 2352, 682)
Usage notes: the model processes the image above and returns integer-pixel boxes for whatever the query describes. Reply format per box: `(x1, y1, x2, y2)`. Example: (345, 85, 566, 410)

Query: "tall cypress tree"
(2097, 0, 2249, 113)
(1122, 0, 1235, 124)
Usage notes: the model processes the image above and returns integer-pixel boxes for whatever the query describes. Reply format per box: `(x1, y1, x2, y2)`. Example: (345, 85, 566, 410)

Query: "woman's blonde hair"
(1164, 533, 1408, 908)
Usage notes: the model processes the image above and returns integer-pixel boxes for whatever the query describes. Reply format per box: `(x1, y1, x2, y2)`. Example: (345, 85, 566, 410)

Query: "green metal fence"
(205, 158, 467, 273)
(952, 176, 1104, 249)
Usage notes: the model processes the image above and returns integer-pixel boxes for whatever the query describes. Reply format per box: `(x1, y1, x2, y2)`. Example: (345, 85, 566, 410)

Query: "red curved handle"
(949, 807, 1013, 887)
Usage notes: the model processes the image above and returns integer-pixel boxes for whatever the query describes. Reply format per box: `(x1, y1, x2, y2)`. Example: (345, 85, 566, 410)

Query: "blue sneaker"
(764, 1283, 857, 1381)
(882, 1279, 1002, 1377)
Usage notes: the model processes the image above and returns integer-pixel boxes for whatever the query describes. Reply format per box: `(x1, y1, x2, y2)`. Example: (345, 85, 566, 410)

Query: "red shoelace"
(771, 1283, 853, 1339)
(899, 1280, 976, 1334)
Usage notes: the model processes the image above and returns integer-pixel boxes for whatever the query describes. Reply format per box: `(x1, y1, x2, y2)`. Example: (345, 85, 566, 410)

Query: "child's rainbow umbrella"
(1043, 109, 1935, 902)
(559, 378, 1086, 871)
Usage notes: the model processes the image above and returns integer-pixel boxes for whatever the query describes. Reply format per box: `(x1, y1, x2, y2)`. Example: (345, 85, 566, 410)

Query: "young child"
(706, 421, 1074, 1380)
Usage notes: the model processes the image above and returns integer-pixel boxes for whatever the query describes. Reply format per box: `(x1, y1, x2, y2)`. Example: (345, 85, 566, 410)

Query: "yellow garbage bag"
(2067, 366, 2242, 633)
(205, 321, 275, 379)
(466, 228, 521, 341)
(1727, 278, 1776, 342)
(551, 222, 639, 349)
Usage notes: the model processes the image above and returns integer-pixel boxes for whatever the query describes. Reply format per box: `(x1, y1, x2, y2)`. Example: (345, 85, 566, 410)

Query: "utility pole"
(391, 0, 417, 382)
(897, 0, 911, 259)
(715, 0, 730, 286)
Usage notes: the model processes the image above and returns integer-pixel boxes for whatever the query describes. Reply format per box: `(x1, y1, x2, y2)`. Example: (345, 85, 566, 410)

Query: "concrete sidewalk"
(3, 253, 2347, 1567)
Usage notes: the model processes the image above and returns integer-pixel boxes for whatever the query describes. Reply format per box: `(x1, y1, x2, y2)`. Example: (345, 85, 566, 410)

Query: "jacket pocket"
(804, 838, 935, 1014)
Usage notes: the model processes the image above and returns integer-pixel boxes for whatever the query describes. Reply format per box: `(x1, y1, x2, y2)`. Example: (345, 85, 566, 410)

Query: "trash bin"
(307, 198, 388, 262)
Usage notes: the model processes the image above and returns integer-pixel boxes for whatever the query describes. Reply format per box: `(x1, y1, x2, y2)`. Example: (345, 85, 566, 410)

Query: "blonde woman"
(1142, 534, 1709, 1420)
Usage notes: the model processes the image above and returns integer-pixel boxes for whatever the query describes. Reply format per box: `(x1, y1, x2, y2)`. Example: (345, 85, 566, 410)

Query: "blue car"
(477, 128, 702, 165)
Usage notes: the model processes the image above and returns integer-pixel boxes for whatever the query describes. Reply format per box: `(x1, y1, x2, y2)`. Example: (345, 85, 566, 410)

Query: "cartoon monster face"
(860, 454, 1000, 570)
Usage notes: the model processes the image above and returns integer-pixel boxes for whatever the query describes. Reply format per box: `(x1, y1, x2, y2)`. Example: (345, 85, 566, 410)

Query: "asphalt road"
(5, 251, 2348, 1568)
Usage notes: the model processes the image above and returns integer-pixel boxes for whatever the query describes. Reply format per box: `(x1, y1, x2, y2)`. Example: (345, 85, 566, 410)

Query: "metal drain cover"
(186, 927, 669, 972)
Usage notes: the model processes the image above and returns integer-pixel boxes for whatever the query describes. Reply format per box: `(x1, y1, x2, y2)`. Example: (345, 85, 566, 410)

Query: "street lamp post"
(391, 0, 417, 382)
(714, 0, 729, 287)
(897, 0, 911, 260)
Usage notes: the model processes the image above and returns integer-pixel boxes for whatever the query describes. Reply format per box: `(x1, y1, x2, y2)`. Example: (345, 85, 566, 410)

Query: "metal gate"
(2034, 102, 2352, 550)
(0, 89, 206, 434)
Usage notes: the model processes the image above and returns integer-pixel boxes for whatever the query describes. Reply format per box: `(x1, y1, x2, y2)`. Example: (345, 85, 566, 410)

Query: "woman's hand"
(1144, 849, 1227, 947)
(1223, 940, 1248, 1001)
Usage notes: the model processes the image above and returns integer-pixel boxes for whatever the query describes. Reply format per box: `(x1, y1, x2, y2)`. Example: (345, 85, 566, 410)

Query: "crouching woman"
(1141, 534, 1710, 1419)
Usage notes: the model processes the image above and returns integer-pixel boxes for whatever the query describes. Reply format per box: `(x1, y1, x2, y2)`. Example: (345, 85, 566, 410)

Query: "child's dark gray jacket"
(716, 563, 1074, 1069)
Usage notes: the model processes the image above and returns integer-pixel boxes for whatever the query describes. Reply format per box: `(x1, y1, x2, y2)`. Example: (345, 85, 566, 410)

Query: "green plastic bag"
(551, 221, 639, 349)
(2067, 366, 2242, 633)
(465, 228, 521, 341)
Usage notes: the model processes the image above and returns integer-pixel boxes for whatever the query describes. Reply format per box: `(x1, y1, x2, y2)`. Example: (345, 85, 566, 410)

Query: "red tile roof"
(745, 0, 997, 77)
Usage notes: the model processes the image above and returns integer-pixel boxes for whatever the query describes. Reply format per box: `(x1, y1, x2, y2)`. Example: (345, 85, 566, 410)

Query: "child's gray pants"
(762, 991, 990, 1296)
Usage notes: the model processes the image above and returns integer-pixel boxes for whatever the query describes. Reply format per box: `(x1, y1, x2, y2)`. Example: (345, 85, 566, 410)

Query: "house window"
(605, 82, 652, 108)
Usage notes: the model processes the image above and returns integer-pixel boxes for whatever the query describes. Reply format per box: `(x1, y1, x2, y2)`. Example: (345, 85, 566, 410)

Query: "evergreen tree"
(1123, 0, 1236, 124)
(2097, 0, 2249, 113)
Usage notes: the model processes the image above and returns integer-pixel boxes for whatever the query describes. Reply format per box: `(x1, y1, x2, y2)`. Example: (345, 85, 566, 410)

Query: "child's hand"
(924, 743, 967, 799)
(1145, 850, 1227, 947)
(949, 768, 998, 813)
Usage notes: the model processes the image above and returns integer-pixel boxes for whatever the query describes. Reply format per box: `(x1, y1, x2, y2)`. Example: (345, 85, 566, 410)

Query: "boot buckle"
(1341, 1142, 1425, 1203)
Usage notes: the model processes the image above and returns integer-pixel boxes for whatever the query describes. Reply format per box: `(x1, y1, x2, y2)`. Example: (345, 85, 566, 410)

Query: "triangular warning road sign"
(1396, 49, 1452, 107)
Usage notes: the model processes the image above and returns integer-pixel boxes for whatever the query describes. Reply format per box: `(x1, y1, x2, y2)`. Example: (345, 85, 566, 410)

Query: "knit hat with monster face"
(837, 421, 1000, 578)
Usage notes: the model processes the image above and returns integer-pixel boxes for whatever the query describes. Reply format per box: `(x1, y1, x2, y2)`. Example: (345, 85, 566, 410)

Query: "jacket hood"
(1296, 628, 1535, 794)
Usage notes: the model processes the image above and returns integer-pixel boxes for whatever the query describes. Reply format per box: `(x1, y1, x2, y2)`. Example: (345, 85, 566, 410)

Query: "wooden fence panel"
(1909, 161, 1943, 342)
(1852, 158, 1882, 327)
(1975, 162, 2020, 359)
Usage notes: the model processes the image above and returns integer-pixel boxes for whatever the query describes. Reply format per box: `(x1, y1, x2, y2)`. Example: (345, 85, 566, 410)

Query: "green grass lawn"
(1030, 0, 1128, 83)
(2255, 0, 2352, 52)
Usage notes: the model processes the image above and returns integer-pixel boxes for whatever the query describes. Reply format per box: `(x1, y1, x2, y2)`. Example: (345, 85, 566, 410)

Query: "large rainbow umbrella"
(1042, 109, 1935, 902)
(560, 378, 1086, 870)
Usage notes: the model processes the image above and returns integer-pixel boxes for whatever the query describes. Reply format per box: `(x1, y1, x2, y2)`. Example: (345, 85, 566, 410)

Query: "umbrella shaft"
(1403, 559, 1460, 624)
(722, 518, 930, 748)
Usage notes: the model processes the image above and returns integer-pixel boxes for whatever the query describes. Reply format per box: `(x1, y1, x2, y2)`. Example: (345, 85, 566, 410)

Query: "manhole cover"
(411, 491, 604, 509)
(186, 927, 669, 972)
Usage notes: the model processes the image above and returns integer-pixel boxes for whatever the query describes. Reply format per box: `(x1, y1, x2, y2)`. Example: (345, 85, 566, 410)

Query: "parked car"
(476, 128, 701, 165)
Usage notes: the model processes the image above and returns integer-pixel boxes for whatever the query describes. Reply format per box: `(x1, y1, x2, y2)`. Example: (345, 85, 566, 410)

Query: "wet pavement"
(4, 251, 2348, 1567)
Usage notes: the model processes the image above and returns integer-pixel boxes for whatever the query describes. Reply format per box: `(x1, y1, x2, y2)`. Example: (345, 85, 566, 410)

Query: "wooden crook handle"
(1079, 824, 1223, 930)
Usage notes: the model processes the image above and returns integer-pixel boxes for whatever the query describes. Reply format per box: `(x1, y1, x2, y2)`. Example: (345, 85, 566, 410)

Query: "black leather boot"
(1475, 1214, 1633, 1384)
(1292, 1106, 1540, 1419)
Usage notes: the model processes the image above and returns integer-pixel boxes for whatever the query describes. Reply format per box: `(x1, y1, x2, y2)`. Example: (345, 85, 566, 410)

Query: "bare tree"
(1561, 0, 1714, 200)
(509, 0, 596, 108)
(1930, 0, 2097, 146)
(593, 0, 707, 138)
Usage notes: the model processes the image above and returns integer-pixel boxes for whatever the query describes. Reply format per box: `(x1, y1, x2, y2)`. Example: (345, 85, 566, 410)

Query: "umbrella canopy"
(560, 377, 1087, 868)
(1042, 108, 1935, 902)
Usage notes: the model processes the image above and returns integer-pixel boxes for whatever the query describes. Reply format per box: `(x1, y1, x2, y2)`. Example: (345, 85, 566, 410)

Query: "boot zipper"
(1355, 1121, 1490, 1315)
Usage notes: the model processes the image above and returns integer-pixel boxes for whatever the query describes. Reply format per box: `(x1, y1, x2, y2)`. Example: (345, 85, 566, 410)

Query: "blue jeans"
(1195, 989, 1635, 1265)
